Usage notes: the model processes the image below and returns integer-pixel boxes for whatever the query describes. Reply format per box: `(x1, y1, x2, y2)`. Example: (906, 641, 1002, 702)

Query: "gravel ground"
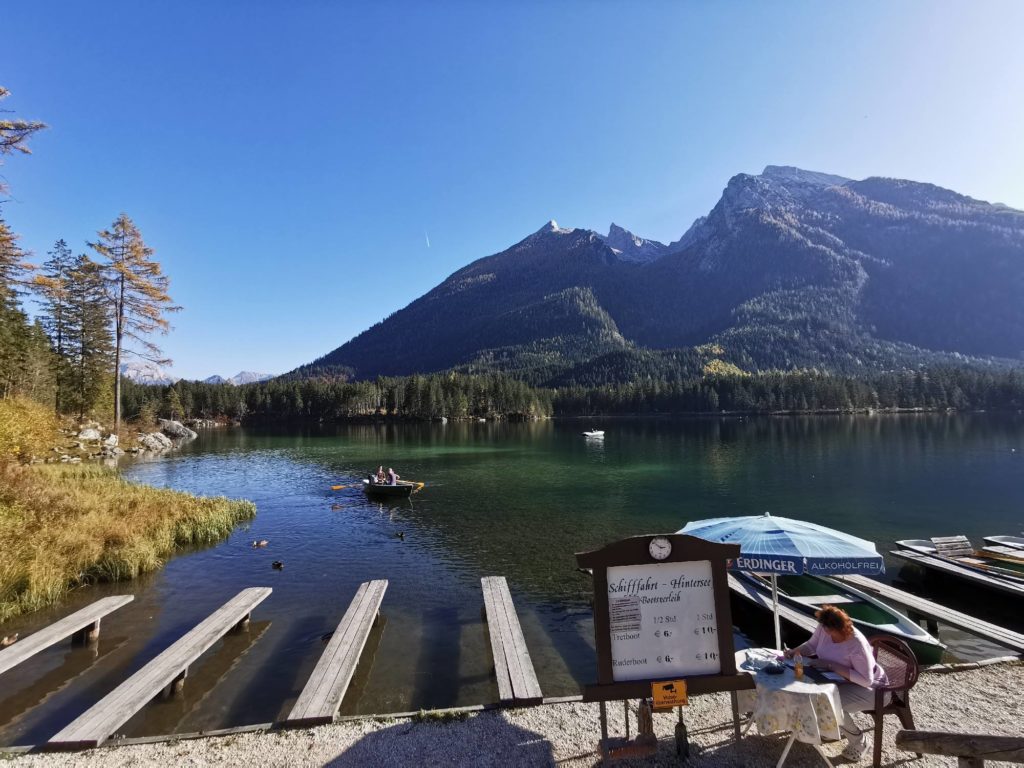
(7, 662, 1022, 767)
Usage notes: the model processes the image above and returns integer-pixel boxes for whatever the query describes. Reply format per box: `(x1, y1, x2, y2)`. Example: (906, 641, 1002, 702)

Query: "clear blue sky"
(4, 1, 1023, 379)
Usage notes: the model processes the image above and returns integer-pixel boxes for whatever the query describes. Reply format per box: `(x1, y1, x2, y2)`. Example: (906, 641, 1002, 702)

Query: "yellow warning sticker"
(651, 679, 688, 711)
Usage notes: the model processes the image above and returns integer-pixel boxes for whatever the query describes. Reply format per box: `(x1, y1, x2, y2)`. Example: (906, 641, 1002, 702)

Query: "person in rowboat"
(375, 466, 386, 484)
(783, 605, 888, 760)
(387, 467, 400, 485)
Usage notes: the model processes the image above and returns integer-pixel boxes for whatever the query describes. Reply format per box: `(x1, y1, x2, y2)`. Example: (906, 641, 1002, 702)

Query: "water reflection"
(1, 414, 1022, 744)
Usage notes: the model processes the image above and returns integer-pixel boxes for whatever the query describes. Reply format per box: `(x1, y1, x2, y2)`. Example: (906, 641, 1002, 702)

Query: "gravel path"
(8, 662, 1022, 767)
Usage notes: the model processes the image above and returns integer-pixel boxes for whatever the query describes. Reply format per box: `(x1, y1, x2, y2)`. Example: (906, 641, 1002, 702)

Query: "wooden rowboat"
(736, 571, 946, 665)
(984, 535, 1024, 551)
(362, 479, 420, 498)
(896, 538, 1024, 582)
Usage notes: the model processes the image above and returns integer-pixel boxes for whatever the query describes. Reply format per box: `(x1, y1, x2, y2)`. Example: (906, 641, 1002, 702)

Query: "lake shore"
(7, 660, 1021, 766)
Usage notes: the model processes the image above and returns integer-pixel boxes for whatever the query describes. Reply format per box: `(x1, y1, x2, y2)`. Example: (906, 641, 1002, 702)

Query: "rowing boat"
(984, 535, 1024, 551)
(896, 539, 1024, 582)
(735, 571, 946, 664)
(362, 479, 419, 498)
(582, 430, 605, 438)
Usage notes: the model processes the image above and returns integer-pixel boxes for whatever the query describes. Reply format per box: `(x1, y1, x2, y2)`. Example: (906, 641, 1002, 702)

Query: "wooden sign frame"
(576, 533, 753, 702)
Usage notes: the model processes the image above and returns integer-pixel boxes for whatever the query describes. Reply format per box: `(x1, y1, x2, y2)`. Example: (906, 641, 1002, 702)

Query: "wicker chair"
(863, 636, 921, 767)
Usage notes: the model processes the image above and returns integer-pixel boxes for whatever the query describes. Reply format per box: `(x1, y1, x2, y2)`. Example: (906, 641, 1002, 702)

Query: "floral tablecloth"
(734, 648, 843, 745)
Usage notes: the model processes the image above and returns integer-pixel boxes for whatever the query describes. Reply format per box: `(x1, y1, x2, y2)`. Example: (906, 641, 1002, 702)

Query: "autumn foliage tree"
(90, 214, 179, 432)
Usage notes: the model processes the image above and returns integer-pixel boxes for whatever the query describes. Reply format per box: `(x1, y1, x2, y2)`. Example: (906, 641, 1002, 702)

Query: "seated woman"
(784, 604, 887, 760)
(375, 466, 386, 484)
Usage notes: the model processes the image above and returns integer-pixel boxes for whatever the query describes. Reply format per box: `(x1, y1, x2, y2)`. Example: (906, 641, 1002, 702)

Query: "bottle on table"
(794, 651, 804, 679)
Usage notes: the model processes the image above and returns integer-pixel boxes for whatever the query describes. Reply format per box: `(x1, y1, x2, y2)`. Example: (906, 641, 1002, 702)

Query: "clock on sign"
(648, 536, 672, 560)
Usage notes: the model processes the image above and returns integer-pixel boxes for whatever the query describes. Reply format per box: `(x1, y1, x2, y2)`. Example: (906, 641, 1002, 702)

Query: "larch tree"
(0, 86, 46, 197)
(90, 214, 180, 433)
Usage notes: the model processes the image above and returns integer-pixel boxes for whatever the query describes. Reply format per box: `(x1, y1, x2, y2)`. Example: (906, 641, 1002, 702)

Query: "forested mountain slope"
(294, 167, 1024, 384)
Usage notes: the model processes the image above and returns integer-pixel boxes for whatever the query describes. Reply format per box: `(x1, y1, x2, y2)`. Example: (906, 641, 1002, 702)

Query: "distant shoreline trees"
(117, 366, 1024, 425)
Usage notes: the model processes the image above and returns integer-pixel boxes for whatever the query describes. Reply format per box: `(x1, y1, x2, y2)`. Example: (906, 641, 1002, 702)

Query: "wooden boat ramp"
(1, 575, 544, 751)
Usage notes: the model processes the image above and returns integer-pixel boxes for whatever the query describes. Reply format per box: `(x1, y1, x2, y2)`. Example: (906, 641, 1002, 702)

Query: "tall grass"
(0, 461, 256, 624)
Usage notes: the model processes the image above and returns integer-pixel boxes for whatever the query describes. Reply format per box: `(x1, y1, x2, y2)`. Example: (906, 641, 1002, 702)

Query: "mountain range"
(296, 165, 1024, 385)
(120, 363, 273, 386)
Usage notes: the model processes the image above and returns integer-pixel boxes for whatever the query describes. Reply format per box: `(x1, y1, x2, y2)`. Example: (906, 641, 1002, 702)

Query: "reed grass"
(0, 460, 255, 624)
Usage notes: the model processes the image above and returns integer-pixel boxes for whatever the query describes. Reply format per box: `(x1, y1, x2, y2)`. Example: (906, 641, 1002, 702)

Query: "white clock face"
(649, 536, 672, 560)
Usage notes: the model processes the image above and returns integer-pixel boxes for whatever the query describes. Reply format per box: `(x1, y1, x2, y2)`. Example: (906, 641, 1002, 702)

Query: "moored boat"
(735, 571, 946, 664)
(896, 538, 1024, 582)
(582, 429, 605, 438)
(984, 535, 1024, 551)
(362, 479, 420, 498)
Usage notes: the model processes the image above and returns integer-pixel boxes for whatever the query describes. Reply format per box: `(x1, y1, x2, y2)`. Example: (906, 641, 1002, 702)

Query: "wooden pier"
(481, 576, 542, 704)
(838, 575, 1024, 656)
(285, 579, 388, 726)
(0, 596, 134, 677)
(47, 587, 271, 750)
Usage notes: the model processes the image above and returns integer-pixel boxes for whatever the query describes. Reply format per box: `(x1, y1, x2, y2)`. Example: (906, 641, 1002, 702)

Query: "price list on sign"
(606, 560, 721, 682)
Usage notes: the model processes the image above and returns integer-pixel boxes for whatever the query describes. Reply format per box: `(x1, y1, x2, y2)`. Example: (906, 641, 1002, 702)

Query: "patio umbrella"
(679, 512, 885, 650)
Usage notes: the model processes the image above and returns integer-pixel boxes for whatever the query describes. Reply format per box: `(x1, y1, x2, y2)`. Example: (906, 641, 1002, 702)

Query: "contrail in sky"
(424, 232, 431, 248)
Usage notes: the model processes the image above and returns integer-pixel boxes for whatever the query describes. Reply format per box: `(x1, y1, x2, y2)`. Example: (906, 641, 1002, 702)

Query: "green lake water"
(1, 414, 1022, 745)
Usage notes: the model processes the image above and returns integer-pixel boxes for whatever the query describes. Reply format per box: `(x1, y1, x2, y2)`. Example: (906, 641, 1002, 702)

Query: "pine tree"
(0, 217, 36, 398)
(65, 255, 114, 418)
(35, 239, 75, 411)
(90, 214, 180, 432)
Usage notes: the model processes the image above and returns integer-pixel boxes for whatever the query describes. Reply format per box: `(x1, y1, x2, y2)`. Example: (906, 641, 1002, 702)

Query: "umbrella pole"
(771, 573, 782, 651)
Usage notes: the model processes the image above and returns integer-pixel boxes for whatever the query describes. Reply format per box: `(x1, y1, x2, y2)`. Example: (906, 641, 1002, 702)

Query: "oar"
(330, 484, 354, 491)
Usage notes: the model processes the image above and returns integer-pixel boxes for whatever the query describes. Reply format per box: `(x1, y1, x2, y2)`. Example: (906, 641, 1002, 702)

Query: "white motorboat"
(582, 429, 605, 438)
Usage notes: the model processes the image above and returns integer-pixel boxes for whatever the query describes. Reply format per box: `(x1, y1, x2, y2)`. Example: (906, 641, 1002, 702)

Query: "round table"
(735, 649, 843, 768)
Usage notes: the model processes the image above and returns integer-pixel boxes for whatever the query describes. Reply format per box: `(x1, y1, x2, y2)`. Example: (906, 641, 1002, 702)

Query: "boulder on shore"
(138, 432, 174, 452)
(77, 427, 102, 442)
(158, 419, 198, 440)
(103, 434, 119, 448)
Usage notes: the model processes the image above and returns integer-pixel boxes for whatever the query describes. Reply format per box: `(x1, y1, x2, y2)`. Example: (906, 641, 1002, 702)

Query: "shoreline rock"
(158, 419, 198, 441)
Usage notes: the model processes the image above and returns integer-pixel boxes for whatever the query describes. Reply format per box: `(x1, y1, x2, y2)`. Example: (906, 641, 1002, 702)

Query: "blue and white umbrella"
(680, 512, 885, 649)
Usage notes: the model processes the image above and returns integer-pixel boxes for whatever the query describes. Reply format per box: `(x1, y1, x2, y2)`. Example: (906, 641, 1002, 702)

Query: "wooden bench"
(932, 535, 974, 558)
(47, 587, 271, 749)
(481, 576, 542, 705)
(285, 579, 388, 726)
(896, 729, 1024, 766)
(788, 594, 856, 606)
(0, 595, 134, 677)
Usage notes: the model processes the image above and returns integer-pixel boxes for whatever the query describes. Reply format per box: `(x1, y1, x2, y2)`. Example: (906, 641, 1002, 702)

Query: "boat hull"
(738, 572, 946, 665)
(362, 481, 415, 498)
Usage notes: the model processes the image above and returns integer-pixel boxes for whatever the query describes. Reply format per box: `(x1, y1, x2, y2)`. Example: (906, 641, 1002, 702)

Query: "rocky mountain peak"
(597, 223, 668, 264)
(761, 165, 852, 188)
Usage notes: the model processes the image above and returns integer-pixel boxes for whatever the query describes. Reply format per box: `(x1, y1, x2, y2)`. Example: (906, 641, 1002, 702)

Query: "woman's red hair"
(815, 604, 854, 640)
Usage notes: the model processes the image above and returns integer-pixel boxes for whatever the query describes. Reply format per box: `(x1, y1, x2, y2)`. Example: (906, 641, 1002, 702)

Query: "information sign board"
(576, 533, 754, 703)
(607, 561, 720, 681)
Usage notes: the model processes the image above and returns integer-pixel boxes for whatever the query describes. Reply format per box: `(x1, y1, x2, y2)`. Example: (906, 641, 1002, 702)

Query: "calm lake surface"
(2, 414, 1023, 745)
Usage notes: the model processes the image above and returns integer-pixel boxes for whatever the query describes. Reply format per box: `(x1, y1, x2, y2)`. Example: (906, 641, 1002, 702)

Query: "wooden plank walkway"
(48, 587, 271, 749)
(0, 596, 134, 677)
(481, 576, 542, 704)
(838, 575, 1024, 655)
(726, 574, 818, 635)
(890, 549, 1024, 598)
(285, 580, 388, 726)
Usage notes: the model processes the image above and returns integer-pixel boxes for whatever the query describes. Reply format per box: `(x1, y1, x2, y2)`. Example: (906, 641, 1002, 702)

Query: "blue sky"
(3, 1, 1023, 379)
